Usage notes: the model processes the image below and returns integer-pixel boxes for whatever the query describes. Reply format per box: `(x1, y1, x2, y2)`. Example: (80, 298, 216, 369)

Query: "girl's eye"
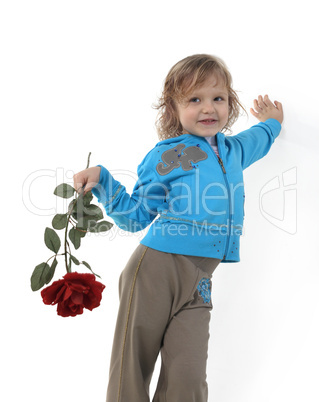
(214, 96, 224, 101)
(190, 97, 200, 103)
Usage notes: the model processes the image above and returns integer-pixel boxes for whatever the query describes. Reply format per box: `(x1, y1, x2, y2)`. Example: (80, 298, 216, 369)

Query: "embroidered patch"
(197, 278, 211, 304)
(156, 144, 208, 175)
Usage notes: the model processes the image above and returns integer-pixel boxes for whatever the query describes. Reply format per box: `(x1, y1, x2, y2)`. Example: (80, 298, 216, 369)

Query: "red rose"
(41, 272, 105, 317)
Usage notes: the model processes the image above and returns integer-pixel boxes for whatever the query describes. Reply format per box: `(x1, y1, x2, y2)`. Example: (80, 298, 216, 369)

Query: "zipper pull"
(218, 157, 226, 173)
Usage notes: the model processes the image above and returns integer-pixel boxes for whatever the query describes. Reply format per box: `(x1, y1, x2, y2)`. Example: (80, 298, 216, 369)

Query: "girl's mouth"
(199, 119, 217, 125)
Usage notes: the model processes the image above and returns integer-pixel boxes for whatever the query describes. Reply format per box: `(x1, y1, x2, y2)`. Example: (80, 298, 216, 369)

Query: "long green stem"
(86, 152, 91, 169)
(64, 218, 71, 273)
(64, 152, 91, 273)
(64, 199, 79, 273)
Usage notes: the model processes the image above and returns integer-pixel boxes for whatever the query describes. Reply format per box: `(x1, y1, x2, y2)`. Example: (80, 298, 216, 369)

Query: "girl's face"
(176, 74, 229, 137)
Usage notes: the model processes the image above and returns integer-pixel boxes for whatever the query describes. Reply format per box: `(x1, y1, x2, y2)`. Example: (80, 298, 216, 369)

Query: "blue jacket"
(92, 118, 281, 263)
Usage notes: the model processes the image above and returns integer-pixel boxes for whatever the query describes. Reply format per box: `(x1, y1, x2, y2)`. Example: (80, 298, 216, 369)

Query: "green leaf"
(69, 227, 81, 250)
(52, 213, 68, 230)
(82, 261, 101, 278)
(44, 227, 61, 253)
(31, 263, 51, 291)
(73, 204, 103, 226)
(45, 258, 58, 284)
(83, 191, 93, 207)
(74, 191, 93, 210)
(87, 220, 113, 233)
(70, 255, 80, 265)
(54, 183, 75, 199)
(85, 204, 104, 220)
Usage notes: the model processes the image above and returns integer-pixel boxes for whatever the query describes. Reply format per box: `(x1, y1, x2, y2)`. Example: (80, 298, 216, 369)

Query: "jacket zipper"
(210, 140, 231, 260)
(217, 156, 226, 174)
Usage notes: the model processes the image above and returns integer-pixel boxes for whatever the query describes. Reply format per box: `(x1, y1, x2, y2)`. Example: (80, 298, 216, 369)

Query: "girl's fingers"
(250, 107, 258, 117)
(257, 94, 279, 110)
(258, 95, 268, 108)
(274, 100, 283, 111)
(251, 95, 283, 123)
(73, 173, 86, 193)
(73, 167, 101, 194)
(253, 98, 263, 111)
(263, 94, 274, 108)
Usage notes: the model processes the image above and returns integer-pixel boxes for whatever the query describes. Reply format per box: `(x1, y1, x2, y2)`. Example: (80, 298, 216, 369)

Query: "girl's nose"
(202, 101, 216, 114)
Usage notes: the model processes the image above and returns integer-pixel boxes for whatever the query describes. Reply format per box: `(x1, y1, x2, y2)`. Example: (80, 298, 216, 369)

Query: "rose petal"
(63, 286, 73, 301)
(71, 291, 83, 305)
(41, 280, 65, 305)
(57, 301, 83, 317)
(68, 282, 90, 294)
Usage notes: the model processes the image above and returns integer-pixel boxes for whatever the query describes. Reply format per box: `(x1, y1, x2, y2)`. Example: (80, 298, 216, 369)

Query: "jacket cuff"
(91, 165, 122, 206)
(264, 118, 282, 139)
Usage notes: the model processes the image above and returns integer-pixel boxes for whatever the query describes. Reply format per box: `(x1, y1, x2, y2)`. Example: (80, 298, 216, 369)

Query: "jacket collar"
(155, 132, 225, 147)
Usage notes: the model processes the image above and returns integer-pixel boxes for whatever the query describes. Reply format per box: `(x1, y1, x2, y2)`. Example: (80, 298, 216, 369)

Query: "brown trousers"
(106, 244, 221, 402)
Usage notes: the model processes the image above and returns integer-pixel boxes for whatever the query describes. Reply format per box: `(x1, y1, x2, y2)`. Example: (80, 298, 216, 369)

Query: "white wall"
(1, 0, 318, 401)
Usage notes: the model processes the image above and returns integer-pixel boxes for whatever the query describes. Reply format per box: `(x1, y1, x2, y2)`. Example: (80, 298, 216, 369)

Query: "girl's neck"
(205, 135, 217, 146)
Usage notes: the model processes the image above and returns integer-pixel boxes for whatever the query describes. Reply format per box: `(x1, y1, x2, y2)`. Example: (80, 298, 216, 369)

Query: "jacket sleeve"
(91, 160, 167, 232)
(232, 118, 282, 170)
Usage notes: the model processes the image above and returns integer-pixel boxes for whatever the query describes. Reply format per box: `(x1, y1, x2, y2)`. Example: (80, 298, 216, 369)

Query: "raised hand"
(250, 95, 283, 124)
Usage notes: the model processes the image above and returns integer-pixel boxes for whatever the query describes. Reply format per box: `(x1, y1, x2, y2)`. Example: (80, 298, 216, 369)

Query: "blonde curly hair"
(154, 54, 246, 140)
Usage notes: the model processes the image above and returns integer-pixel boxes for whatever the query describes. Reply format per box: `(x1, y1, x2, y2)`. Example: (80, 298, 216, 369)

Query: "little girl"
(73, 54, 283, 402)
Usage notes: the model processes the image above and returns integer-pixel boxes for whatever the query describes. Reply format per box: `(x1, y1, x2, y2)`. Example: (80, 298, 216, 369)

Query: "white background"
(1, 0, 318, 401)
